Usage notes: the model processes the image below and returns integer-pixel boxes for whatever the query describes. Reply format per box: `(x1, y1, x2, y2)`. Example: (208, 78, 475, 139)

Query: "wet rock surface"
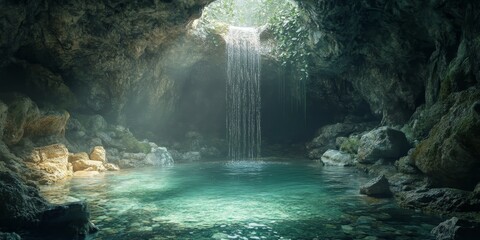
(413, 88, 480, 190)
(320, 149, 354, 166)
(0, 170, 96, 239)
(307, 122, 377, 160)
(357, 127, 410, 164)
(431, 217, 480, 240)
(360, 175, 392, 198)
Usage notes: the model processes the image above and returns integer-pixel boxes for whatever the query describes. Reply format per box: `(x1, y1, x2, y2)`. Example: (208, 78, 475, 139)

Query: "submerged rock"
(431, 217, 480, 240)
(321, 149, 354, 166)
(360, 175, 392, 198)
(357, 127, 410, 164)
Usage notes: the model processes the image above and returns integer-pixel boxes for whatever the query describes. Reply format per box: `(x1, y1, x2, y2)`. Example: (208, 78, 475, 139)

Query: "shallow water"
(40, 160, 441, 239)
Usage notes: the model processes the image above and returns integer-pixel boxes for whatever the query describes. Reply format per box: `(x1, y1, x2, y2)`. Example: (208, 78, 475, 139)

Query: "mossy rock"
(339, 136, 360, 154)
(413, 88, 480, 190)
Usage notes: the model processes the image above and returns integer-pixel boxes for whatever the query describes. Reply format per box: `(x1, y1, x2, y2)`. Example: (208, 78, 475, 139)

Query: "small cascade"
(225, 26, 261, 160)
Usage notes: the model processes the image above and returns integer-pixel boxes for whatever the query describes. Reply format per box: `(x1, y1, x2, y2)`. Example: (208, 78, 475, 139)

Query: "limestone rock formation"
(320, 149, 354, 167)
(360, 175, 392, 198)
(90, 146, 106, 162)
(71, 160, 106, 172)
(68, 152, 89, 163)
(357, 127, 410, 164)
(25, 144, 72, 184)
(413, 88, 480, 190)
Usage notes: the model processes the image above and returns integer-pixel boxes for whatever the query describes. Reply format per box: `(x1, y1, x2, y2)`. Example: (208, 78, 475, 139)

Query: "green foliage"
(199, 0, 312, 81)
(265, 0, 311, 81)
(340, 137, 360, 154)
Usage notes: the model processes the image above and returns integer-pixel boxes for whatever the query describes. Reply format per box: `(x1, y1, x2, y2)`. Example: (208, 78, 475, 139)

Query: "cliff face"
(1, 0, 213, 124)
(300, 0, 479, 125)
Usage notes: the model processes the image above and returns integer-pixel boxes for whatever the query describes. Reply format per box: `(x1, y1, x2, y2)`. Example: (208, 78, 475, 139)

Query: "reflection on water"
(40, 160, 440, 239)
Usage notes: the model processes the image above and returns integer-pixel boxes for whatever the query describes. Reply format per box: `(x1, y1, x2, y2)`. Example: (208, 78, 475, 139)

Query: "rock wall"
(0, 0, 214, 132)
(298, 0, 480, 125)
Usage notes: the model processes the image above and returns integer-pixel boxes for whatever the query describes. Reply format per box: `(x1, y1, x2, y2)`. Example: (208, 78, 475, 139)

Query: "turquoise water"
(40, 160, 440, 239)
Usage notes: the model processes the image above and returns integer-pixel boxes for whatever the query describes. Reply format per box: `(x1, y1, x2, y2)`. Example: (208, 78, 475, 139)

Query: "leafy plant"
(197, 0, 312, 119)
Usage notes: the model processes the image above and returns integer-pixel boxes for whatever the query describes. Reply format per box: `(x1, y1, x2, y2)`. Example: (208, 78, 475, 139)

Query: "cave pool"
(40, 160, 441, 239)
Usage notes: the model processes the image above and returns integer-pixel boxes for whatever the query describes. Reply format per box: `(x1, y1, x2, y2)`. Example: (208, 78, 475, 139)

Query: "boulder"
(40, 202, 99, 237)
(307, 122, 376, 158)
(68, 152, 89, 163)
(89, 146, 106, 162)
(71, 160, 106, 172)
(0, 171, 48, 230)
(413, 89, 480, 190)
(104, 163, 120, 171)
(359, 175, 392, 198)
(431, 217, 480, 240)
(357, 127, 410, 163)
(0, 170, 97, 238)
(26, 144, 72, 184)
(320, 150, 354, 166)
(145, 147, 174, 166)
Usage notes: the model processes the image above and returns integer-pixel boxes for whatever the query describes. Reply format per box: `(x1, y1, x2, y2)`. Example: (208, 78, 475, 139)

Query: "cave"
(1, 0, 480, 239)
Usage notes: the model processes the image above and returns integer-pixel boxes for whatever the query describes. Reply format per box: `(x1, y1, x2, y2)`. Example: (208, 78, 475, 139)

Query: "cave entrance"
(187, 0, 311, 154)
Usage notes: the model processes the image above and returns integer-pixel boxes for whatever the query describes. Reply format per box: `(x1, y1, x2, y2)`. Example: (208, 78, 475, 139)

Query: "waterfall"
(225, 26, 261, 160)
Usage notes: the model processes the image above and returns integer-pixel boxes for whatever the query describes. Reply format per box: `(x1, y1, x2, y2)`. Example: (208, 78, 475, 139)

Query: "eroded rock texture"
(413, 88, 480, 190)
(0, 0, 215, 137)
(299, 0, 480, 124)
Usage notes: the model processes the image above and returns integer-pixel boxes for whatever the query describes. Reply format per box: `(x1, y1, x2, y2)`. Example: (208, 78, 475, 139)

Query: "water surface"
(41, 160, 440, 239)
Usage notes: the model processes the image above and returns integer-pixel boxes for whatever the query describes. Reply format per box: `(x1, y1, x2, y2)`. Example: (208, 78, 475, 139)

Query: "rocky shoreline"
(307, 87, 480, 238)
